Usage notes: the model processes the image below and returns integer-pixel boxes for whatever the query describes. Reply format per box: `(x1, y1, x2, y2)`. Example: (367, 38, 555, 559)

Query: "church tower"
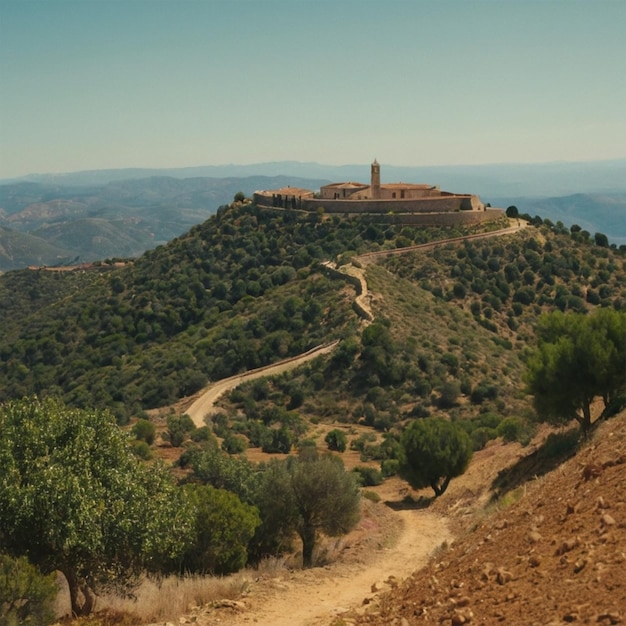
(371, 159, 380, 199)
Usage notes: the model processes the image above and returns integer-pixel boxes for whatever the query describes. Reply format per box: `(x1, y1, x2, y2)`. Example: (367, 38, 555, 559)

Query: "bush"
(181, 485, 260, 575)
(132, 418, 156, 445)
(130, 439, 153, 460)
(325, 429, 348, 452)
(362, 490, 381, 503)
(0, 554, 57, 625)
(470, 426, 497, 451)
(352, 465, 384, 487)
(221, 433, 248, 454)
(399, 418, 473, 497)
(261, 427, 292, 454)
(381, 458, 400, 478)
(166, 413, 196, 447)
(438, 381, 461, 409)
(496, 417, 534, 445)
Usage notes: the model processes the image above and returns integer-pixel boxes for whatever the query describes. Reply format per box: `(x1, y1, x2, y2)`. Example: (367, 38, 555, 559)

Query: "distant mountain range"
(0, 160, 624, 271)
(4, 159, 625, 197)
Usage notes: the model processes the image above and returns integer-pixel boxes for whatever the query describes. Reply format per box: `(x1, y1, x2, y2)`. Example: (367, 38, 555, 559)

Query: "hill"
(2, 163, 624, 271)
(1, 197, 625, 625)
(0, 176, 329, 270)
(1, 199, 624, 430)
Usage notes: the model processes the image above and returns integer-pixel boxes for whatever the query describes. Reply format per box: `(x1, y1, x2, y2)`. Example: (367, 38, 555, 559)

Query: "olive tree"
(525, 309, 626, 434)
(288, 452, 361, 567)
(399, 418, 473, 497)
(0, 397, 193, 617)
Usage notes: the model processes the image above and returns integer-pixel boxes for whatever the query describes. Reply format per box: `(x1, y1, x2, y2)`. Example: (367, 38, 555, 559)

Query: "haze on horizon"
(1, 0, 624, 180)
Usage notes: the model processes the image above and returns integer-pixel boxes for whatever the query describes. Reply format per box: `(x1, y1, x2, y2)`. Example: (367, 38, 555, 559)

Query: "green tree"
(249, 460, 299, 561)
(325, 428, 348, 452)
(594, 232, 609, 248)
(399, 418, 473, 497)
(506, 205, 519, 218)
(289, 453, 361, 567)
(181, 485, 260, 575)
(0, 554, 57, 626)
(0, 397, 192, 617)
(525, 309, 626, 434)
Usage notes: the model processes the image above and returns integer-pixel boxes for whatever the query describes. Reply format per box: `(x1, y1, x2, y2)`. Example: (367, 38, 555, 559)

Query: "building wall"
(296, 195, 484, 214)
(379, 208, 504, 227)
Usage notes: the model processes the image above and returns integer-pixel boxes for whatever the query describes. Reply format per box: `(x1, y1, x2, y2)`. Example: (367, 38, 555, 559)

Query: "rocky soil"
(340, 412, 626, 626)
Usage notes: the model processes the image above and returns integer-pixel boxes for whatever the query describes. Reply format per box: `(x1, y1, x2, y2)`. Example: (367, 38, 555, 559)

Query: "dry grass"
(56, 571, 253, 625)
(56, 552, 319, 625)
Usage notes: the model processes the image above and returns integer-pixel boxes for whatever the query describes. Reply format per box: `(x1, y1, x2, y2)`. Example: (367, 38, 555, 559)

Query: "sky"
(0, 0, 624, 179)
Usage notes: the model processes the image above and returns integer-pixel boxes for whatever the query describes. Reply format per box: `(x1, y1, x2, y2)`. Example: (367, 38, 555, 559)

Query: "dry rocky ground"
(337, 411, 626, 626)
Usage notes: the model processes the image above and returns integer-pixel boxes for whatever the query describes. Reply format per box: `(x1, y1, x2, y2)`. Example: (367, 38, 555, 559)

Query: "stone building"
(253, 161, 502, 226)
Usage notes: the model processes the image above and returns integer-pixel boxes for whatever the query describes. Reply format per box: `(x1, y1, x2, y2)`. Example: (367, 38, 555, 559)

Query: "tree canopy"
(0, 397, 192, 616)
(525, 309, 626, 434)
(399, 418, 473, 497)
(288, 452, 361, 567)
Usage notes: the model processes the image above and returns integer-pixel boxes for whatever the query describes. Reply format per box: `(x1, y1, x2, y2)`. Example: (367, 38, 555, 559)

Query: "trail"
(183, 220, 525, 428)
(154, 219, 529, 626)
(219, 509, 452, 626)
(185, 342, 339, 428)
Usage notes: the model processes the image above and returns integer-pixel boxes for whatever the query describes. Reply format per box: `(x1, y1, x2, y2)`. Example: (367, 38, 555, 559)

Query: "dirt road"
(185, 342, 339, 428)
(219, 509, 451, 626)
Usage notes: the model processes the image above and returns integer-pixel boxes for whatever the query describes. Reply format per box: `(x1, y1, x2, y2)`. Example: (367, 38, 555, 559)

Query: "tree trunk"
(61, 566, 95, 617)
(300, 523, 317, 568)
(578, 402, 592, 436)
(431, 476, 451, 498)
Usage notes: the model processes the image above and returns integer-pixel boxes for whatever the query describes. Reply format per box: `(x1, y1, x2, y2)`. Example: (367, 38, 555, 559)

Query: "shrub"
(190, 425, 215, 443)
(470, 426, 497, 451)
(0, 554, 57, 625)
(166, 413, 196, 447)
(325, 429, 348, 452)
(222, 433, 248, 454)
(496, 416, 533, 445)
(132, 418, 156, 445)
(261, 427, 292, 454)
(352, 465, 384, 487)
(181, 484, 260, 575)
(130, 439, 153, 460)
(438, 381, 461, 409)
(381, 458, 400, 478)
(399, 418, 473, 497)
(362, 490, 381, 503)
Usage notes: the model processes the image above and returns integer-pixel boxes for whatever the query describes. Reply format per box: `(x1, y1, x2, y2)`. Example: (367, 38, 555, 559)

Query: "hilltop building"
(253, 161, 502, 227)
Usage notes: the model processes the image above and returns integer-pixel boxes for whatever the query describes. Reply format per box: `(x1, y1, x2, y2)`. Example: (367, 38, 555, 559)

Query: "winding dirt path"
(185, 342, 339, 428)
(166, 219, 526, 624)
(219, 509, 451, 626)
(183, 219, 525, 428)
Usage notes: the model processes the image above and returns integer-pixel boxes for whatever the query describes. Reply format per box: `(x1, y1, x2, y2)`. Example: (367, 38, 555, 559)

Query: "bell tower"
(371, 159, 380, 199)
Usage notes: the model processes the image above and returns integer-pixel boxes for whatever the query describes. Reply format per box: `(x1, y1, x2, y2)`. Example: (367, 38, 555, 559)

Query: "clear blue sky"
(1, 0, 624, 178)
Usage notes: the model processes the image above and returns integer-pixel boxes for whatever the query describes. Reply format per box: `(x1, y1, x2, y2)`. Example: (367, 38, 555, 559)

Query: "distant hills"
(0, 175, 328, 271)
(4, 159, 625, 196)
(1, 159, 624, 271)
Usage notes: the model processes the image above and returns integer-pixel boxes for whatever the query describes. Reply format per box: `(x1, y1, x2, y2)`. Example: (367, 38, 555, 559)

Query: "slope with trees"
(525, 308, 626, 433)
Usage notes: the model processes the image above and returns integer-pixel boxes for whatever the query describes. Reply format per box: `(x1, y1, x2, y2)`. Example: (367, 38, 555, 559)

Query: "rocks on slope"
(341, 412, 626, 626)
